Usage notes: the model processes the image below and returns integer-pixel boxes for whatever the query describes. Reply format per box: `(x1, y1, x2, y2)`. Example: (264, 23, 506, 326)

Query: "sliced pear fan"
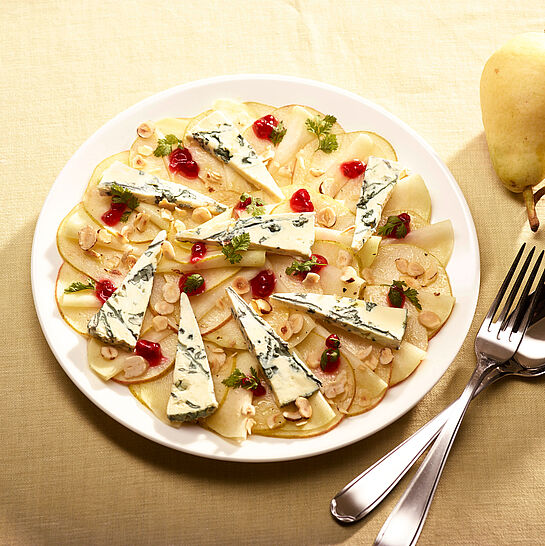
(383, 220, 454, 267)
(357, 236, 382, 269)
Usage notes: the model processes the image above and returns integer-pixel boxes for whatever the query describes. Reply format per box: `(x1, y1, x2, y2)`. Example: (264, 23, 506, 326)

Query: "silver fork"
(371, 245, 545, 546)
(331, 280, 545, 524)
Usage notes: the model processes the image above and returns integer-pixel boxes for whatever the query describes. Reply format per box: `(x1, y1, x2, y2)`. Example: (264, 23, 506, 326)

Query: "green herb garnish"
(285, 256, 321, 276)
(109, 182, 139, 222)
(239, 193, 265, 216)
(182, 273, 204, 294)
(221, 233, 251, 264)
(388, 280, 421, 310)
(153, 134, 182, 157)
(305, 114, 339, 153)
(222, 366, 261, 390)
(64, 279, 96, 293)
(377, 215, 409, 238)
(269, 121, 287, 145)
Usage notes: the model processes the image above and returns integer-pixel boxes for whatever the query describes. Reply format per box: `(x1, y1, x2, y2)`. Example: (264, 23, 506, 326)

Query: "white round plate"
(32, 75, 480, 462)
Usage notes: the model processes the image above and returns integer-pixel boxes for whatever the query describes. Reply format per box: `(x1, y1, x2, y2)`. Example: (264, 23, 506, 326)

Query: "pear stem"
(524, 186, 539, 232)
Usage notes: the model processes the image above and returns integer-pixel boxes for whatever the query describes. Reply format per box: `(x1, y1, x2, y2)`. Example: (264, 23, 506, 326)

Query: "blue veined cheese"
(189, 111, 285, 201)
(226, 287, 321, 406)
(98, 160, 227, 214)
(270, 293, 407, 349)
(87, 231, 166, 349)
(351, 157, 402, 251)
(175, 212, 315, 258)
(167, 293, 218, 422)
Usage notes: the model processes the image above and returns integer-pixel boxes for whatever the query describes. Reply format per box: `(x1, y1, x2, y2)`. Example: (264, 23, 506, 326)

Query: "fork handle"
(330, 365, 506, 523)
(374, 357, 494, 546)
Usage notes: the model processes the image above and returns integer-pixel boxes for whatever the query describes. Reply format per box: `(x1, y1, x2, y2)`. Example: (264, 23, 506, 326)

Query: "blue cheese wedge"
(351, 157, 402, 251)
(190, 111, 284, 201)
(167, 293, 218, 422)
(226, 287, 321, 406)
(87, 231, 166, 349)
(98, 160, 227, 214)
(271, 293, 407, 349)
(176, 212, 315, 257)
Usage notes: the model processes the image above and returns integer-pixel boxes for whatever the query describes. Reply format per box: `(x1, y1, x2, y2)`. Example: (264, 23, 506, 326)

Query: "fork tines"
(487, 244, 545, 338)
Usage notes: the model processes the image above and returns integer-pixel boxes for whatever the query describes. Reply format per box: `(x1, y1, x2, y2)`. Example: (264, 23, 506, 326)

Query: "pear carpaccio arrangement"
(56, 99, 455, 442)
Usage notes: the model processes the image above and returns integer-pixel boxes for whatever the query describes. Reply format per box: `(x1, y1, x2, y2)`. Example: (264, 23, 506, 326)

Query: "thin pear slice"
(271, 184, 355, 231)
(57, 204, 145, 284)
(56, 263, 101, 335)
(129, 370, 179, 426)
(129, 123, 171, 180)
(88, 326, 176, 382)
(294, 331, 356, 413)
(357, 236, 382, 269)
(389, 341, 427, 386)
(113, 327, 177, 384)
(383, 173, 431, 222)
(265, 104, 344, 186)
(203, 317, 247, 350)
(383, 220, 454, 267)
(378, 209, 429, 232)
(368, 243, 452, 297)
(203, 351, 255, 442)
(295, 131, 397, 194)
(149, 268, 240, 327)
(254, 391, 340, 438)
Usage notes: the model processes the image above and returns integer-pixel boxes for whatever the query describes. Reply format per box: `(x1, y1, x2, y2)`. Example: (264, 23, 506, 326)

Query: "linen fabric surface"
(2, 1, 545, 544)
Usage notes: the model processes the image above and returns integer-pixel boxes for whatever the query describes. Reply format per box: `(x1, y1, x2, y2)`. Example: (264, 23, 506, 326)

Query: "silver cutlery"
(370, 244, 545, 546)
(331, 281, 545, 524)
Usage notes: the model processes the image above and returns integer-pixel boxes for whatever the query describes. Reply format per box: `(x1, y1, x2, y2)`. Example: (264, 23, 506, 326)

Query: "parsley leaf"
(269, 121, 287, 145)
(153, 134, 182, 157)
(182, 273, 204, 294)
(285, 256, 320, 276)
(377, 215, 409, 238)
(305, 115, 339, 153)
(221, 232, 251, 264)
(222, 367, 261, 390)
(109, 183, 139, 223)
(64, 279, 96, 293)
(239, 193, 265, 216)
(388, 280, 422, 310)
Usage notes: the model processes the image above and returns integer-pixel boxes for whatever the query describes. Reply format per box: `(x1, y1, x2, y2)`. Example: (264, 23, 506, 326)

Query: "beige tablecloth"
(3, 1, 545, 544)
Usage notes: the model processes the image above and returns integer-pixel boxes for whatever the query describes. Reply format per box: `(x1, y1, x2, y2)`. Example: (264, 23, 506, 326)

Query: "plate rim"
(31, 74, 480, 462)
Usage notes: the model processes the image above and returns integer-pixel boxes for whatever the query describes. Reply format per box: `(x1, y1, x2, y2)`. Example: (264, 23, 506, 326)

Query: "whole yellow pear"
(480, 32, 545, 231)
